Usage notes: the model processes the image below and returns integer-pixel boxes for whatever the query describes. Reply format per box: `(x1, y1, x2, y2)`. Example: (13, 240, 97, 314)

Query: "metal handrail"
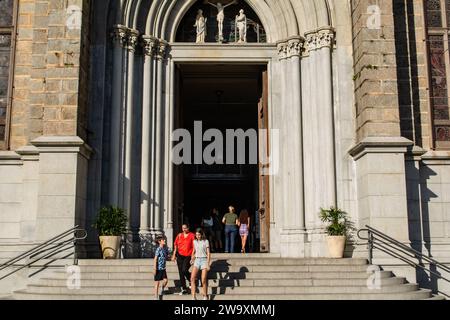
(358, 225, 450, 284)
(0, 226, 87, 281)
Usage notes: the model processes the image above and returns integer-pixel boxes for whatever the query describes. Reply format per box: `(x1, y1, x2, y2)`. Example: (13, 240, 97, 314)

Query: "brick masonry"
(9, 0, 89, 150)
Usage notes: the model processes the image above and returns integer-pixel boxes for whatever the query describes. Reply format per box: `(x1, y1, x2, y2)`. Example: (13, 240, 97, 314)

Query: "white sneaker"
(203, 295, 209, 300)
(192, 296, 197, 300)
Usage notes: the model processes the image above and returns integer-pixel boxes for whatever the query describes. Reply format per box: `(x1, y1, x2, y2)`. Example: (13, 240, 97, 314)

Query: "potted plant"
(320, 207, 349, 258)
(93, 206, 127, 259)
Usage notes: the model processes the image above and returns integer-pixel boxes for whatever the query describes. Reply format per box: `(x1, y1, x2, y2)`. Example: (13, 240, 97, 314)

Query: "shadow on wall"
(405, 161, 442, 294)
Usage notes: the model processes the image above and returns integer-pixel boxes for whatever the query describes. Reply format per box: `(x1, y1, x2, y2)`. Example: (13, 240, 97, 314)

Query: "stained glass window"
(0, 0, 15, 148)
(426, 0, 450, 148)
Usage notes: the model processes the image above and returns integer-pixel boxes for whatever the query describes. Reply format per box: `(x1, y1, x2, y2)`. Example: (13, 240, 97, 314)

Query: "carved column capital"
(125, 29, 140, 52)
(316, 28, 335, 49)
(304, 28, 335, 53)
(141, 36, 158, 57)
(111, 24, 128, 48)
(277, 42, 288, 60)
(156, 40, 170, 60)
(287, 37, 305, 58)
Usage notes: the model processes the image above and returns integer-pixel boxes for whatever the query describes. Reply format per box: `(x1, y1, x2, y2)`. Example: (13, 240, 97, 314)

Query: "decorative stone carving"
(236, 9, 247, 43)
(304, 28, 335, 53)
(277, 42, 288, 60)
(277, 37, 304, 59)
(194, 9, 207, 43)
(287, 37, 304, 57)
(142, 36, 158, 57)
(157, 40, 169, 60)
(205, 0, 238, 42)
(111, 24, 128, 47)
(125, 29, 139, 52)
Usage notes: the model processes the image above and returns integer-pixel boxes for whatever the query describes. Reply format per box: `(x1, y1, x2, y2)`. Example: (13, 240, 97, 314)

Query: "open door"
(258, 70, 270, 253)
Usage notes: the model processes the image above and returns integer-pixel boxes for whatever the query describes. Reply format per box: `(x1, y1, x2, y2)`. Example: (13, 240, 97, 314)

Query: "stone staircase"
(10, 254, 443, 300)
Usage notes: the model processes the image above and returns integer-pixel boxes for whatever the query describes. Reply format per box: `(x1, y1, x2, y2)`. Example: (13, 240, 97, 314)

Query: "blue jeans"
(224, 225, 238, 253)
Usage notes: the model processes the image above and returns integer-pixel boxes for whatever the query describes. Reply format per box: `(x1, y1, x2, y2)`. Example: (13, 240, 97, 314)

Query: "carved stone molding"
(287, 37, 304, 58)
(277, 37, 305, 60)
(304, 28, 335, 53)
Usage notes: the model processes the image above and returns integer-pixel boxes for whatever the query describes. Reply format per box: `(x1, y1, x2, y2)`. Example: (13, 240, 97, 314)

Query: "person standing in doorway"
(191, 228, 211, 300)
(172, 224, 195, 295)
(154, 236, 169, 300)
(201, 211, 214, 249)
(222, 206, 239, 253)
(238, 209, 250, 253)
(211, 208, 223, 252)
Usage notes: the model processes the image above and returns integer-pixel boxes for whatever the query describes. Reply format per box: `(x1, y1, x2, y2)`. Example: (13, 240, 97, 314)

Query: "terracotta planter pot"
(327, 235, 346, 258)
(99, 236, 121, 259)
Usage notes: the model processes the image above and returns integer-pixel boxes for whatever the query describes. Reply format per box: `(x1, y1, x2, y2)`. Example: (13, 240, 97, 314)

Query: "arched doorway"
(88, 0, 338, 258)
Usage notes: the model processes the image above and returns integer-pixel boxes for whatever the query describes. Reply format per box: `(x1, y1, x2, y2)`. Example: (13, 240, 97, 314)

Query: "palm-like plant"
(93, 206, 128, 236)
(319, 207, 349, 236)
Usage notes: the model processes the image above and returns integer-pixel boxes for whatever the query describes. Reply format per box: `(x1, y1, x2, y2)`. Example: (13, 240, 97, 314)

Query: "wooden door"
(258, 70, 270, 253)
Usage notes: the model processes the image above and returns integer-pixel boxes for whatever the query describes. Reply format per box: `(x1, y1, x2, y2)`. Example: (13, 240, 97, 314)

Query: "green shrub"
(319, 207, 349, 236)
(93, 206, 128, 236)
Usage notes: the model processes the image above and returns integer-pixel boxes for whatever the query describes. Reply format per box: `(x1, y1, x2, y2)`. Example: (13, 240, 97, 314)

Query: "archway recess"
(113, 0, 332, 43)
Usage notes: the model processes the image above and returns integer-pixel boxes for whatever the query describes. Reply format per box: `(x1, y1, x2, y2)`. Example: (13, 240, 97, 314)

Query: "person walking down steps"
(172, 224, 195, 295)
(190, 228, 211, 300)
(154, 236, 169, 300)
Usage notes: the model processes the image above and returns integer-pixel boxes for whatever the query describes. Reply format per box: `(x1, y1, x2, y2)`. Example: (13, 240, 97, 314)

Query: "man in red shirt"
(172, 224, 195, 295)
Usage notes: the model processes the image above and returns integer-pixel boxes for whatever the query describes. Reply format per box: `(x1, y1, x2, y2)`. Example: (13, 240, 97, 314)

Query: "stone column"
(139, 35, 157, 256)
(276, 38, 307, 257)
(123, 28, 139, 229)
(153, 40, 169, 236)
(109, 25, 127, 207)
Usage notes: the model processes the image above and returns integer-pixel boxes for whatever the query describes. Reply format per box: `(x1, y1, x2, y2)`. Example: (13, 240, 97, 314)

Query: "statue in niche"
(236, 9, 247, 43)
(204, 0, 238, 42)
(194, 9, 207, 43)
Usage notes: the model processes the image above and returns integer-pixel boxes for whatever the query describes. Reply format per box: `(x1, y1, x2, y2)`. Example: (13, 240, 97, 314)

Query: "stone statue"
(194, 9, 207, 43)
(205, 0, 238, 42)
(236, 9, 247, 43)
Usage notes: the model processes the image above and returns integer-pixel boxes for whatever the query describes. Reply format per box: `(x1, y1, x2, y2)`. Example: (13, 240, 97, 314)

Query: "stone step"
(74, 264, 371, 273)
(16, 283, 419, 295)
(29, 276, 406, 288)
(77, 258, 368, 266)
(41, 270, 395, 280)
(12, 289, 433, 300)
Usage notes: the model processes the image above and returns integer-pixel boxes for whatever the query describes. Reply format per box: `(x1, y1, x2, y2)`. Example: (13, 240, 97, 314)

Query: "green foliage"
(92, 206, 128, 236)
(319, 207, 350, 236)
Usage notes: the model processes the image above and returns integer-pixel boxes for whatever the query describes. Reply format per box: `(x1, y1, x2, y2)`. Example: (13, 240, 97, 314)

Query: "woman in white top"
(190, 228, 211, 300)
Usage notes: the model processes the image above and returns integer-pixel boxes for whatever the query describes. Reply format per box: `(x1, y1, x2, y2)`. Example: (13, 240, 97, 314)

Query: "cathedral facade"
(0, 0, 449, 295)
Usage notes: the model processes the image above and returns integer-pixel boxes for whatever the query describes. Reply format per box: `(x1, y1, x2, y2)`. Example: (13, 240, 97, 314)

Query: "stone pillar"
(139, 36, 157, 256)
(123, 28, 139, 229)
(276, 38, 307, 257)
(153, 40, 169, 236)
(109, 25, 127, 207)
(349, 137, 414, 255)
(31, 136, 92, 244)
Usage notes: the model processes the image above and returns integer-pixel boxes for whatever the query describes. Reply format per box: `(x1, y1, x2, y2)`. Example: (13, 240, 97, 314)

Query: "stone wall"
(9, 0, 89, 150)
(351, 0, 402, 141)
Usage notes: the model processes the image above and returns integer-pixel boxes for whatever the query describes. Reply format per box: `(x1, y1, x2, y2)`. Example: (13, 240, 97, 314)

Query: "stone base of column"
(279, 227, 307, 257)
(139, 229, 164, 258)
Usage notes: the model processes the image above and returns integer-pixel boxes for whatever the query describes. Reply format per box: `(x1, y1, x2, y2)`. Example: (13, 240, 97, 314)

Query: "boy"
(154, 236, 169, 300)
